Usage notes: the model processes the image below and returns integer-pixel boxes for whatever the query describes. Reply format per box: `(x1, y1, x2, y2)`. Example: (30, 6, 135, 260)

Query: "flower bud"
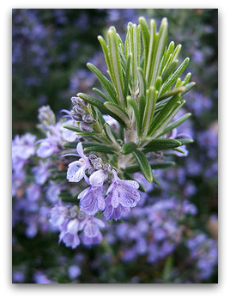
(80, 122, 93, 132)
(82, 114, 94, 123)
(71, 96, 86, 106)
(70, 110, 82, 121)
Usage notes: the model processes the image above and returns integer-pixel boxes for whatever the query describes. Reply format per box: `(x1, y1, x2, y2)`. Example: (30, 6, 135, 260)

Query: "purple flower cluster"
(65, 143, 140, 222)
(186, 232, 218, 280)
(105, 198, 198, 265)
(49, 203, 105, 248)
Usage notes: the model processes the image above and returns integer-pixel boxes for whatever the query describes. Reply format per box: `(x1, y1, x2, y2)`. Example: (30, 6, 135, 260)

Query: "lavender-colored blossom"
(68, 265, 81, 280)
(103, 170, 140, 220)
(32, 160, 51, 185)
(78, 186, 105, 215)
(66, 142, 91, 182)
(80, 216, 105, 246)
(61, 230, 81, 249)
(49, 205, 68, 227)
(61, 119, 78, 142)
(186, 232, 218, 280)
(46, 180, 61, 203)
(36, 131, 60, 158)
(26, 183, 41, 201)
(89, 169, 108, 187)
(12, 133, 36, 173)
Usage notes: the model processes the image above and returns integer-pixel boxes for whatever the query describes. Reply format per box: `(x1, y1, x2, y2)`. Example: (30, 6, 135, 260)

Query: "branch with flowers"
(13, 17, 195, 249)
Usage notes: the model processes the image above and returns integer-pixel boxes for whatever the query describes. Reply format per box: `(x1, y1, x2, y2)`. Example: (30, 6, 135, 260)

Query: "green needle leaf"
(77, 93, 127, 127)
(132, 149, 153, 183)
(104, 102, 131, 129)
(127, 96, 141, 138)
(87, 63, 117, 103)
(142, 138, 182, 153)
(121, 141, 137, 155)
(124, 161, 175, 173)
(142, 86, 157, 136)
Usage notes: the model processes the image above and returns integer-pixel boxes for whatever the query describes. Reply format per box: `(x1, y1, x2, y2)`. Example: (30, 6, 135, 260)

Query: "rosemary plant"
(63, 17, 195, 184)
(35, 17, 195, 248)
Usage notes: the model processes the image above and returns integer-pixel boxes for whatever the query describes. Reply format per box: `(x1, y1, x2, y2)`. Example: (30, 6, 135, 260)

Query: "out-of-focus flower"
(66, 142, 91, 182)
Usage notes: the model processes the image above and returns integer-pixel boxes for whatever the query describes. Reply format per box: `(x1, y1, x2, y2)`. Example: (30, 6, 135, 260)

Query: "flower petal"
(79, 188, 98, 215)
(103, 199, 113, 220)
(84, 221, 99, 238)
(111, 188, 119, 208)
(67, 219, 79, 234)
(89, 169, 108, 187)
(77, 142, 87, 160)
(117, 186, 140, 208)
(67, 161, 86, 182)
(113, 205, 121, 221)
(62, 233, 80, 249)
(120, 180, 139, 190)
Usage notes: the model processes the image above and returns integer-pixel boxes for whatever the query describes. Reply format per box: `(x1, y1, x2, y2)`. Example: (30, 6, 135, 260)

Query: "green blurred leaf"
(132, 149, 153, 182)
(160, 112, 192, 136)
(142, 86, 157, 136)
(121, 141, 137, 155)
(127, 95, 141, 138)
(143, 138, 182, 153)
(84, 144, 116, 154)
(77, 92, 127, 127)
(159, 57, 190, 96)
(108, 27, 125, 106)
(104, 102, 131, 128)
(147, 94, 181, 137)
(87, 62, 117, 103)
(124, 161, 175, 173)
(139, 17, 150, 73)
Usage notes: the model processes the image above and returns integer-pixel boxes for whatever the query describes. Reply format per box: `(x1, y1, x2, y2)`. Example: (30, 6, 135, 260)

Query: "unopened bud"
(70, 110, 82, 121)
(82, 114, 94, 123)
(79, 122, 93, 132)
(103, 163, 111, 172)
(73, 105, 85, 115)
(71, 96, 86, 106)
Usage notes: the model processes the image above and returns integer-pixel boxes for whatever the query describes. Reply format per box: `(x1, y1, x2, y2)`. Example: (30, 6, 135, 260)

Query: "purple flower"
(103, 193, 130, 221)
(80, 216, 105, 246)
(32, 160, 51, 185)
(36, 131, 60, 158)
(89, 169, 108, 187)
(66, 143, 91, 182)
(12, 133, 36, 173)
(78, 186, 105, 215)
(58, 218, 81, 249)
(49, 205, 68, 227)
(103, 170, 140, 220)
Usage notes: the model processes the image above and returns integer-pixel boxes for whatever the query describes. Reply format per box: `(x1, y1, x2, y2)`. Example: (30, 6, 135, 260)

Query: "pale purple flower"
(46, 180, 61, 203)
(103, 170, 140, 220)
(12, 133, 36, 173)
(103, 193, 130, 221)
(89, 169, 108, 187)
(78, 186, 105, 215)
(57, 217, 81, 249)
(36, 131, 60, 158)
(80, 216, 105, 246)
(49, 205, 68, 227)
(68, 265, 81, 279)
(32, 160, 51, 185)
(61, 119, 78, 142)
(66, 142, 91, 182)
(61, 230, 81, 249)
(26, 183, 41, 201)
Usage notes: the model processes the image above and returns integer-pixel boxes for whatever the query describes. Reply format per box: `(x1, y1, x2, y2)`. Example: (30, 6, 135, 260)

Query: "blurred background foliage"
(12, 9, 218, 283)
